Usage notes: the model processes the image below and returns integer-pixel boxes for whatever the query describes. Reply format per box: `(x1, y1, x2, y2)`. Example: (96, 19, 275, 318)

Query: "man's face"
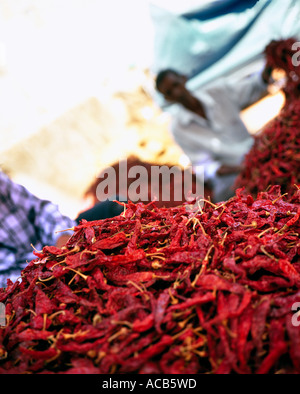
(158, 72, 195, 107)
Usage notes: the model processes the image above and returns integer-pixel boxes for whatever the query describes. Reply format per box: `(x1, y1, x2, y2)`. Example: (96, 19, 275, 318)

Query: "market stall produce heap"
(235, 38, 300, 197)
(0, 185, 300, 374)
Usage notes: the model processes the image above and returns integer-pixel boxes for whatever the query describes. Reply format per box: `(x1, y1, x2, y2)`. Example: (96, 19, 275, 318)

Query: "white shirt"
(168, 72, 268, 182)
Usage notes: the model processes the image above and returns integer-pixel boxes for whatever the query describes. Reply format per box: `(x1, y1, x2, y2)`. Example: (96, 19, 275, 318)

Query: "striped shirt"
(0, 172, 75, 287)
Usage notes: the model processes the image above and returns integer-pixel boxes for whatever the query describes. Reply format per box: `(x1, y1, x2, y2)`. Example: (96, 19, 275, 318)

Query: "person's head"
(155, 69, 195, 107)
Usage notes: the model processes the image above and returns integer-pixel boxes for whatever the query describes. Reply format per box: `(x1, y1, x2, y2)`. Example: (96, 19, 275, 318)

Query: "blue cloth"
(182, 0, 260, 20)
(151, 0, 300, 86)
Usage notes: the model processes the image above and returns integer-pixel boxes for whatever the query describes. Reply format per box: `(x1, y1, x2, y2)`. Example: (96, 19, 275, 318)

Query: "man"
(155, 64, 273, 202)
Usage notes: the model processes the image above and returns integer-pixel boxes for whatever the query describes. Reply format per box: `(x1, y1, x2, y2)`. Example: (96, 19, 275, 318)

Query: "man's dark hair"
(155, 69, 181, 91)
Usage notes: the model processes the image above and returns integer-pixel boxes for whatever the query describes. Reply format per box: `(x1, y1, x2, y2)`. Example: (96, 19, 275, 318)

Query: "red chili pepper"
(236, 48, 300, 199)
(1, 183, 300, 374)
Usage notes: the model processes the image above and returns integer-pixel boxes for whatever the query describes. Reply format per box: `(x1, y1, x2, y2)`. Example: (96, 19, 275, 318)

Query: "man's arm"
(224, 64, 273, 110)
(216, 164, 243, 177)
(56, 234, 72, 248)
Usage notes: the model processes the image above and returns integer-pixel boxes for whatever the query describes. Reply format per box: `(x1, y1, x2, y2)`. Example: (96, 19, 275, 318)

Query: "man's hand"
(56, 234, 71, 248)
(217, 164, 243, 176)
(262, 64, 274, 84)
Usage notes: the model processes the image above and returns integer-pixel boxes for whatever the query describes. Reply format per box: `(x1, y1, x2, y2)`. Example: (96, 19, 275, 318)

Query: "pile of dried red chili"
(235, 38, 300, 197)
(0, 185, 300, 374)
(235, 99, 300, 197)
(264, 38, 300, 101)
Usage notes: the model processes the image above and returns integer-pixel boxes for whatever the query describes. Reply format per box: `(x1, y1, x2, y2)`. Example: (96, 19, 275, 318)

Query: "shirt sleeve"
(32, 201, 76, 246)
(2, 173, 75, 247)
(224, 70, 269, 110)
